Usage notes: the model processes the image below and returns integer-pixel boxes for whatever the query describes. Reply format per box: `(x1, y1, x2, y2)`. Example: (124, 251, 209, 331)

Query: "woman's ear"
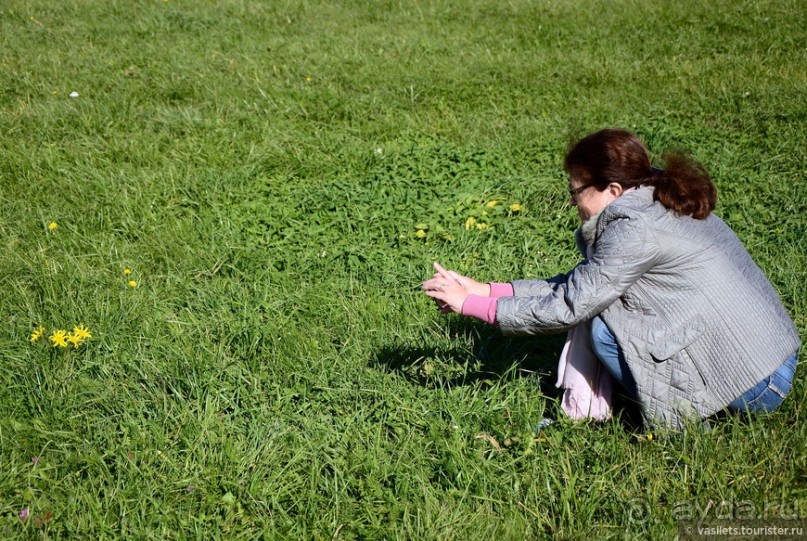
(607, 182, 624, 198)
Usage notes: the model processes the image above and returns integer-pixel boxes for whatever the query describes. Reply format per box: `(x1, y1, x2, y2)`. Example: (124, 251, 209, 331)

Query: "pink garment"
(462, 294, 498, 324)
(556, 321, 613, 421)
(488, 282, 514, 298)
(555, 241, 614, 420)
(460, 283, 513, 325)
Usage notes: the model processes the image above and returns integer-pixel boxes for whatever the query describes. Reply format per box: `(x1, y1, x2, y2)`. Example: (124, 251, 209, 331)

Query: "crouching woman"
(423, 129, 800, 428)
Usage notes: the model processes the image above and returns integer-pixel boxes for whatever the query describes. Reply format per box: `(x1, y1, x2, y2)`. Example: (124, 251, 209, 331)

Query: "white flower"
(69, 91, 79, 98)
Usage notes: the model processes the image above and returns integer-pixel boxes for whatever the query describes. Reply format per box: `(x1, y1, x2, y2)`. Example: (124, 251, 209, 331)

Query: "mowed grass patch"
(1, 0, 805, 538)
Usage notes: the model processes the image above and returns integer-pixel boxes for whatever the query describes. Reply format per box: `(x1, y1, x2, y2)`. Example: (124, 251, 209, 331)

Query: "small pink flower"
(19, 508, 29, 522)
(32, 457, 40, 464)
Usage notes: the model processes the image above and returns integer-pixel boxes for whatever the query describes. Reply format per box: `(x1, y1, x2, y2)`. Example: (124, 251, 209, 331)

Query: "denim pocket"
(742, 380, 786, 412)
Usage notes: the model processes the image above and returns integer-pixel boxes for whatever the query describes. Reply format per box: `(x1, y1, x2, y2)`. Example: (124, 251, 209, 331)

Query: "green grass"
(1, 0, 805, 538)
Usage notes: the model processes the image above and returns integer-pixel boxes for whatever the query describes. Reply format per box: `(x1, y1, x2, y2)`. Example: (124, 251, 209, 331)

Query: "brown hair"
(564, 129, 717, 219)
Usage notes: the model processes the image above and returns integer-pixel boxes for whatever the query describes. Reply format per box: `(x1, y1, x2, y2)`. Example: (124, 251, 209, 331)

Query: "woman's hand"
(421, 262, 489, 314)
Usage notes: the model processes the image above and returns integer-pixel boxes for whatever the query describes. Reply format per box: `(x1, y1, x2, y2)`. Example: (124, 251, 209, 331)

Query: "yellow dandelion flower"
(48, 222, 58, 231)
(510, 203, 523, 212)
(67, 333, 83, 349)
(30, 325, 46, 342)
(464, 217, 477, 230)
(486, 200, 498, 208)
(476, 222, 489, 230)
(415, 229, 427, 239)
(49, 330, 69, 348)
(123, 268, 132, 276)
(128, 280, 138, 288)
(72, 325, 92, 341)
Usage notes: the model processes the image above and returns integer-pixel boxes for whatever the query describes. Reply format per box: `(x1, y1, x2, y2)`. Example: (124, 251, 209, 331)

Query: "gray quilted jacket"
(495, 187, 800, 427)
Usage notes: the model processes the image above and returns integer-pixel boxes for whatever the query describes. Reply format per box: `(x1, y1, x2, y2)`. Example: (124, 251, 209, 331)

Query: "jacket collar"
(574, 187, 655, 255)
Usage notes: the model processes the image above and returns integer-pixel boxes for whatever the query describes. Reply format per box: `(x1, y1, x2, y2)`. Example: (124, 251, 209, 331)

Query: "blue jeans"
(590, 315, 798, 413)
(590, 316, 638, 398)
(727, 352, 798, 413)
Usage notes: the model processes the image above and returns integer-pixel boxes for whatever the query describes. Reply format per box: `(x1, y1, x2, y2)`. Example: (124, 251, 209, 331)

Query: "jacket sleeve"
(495, 215, 659, 334)
(510, 273, 569, 298)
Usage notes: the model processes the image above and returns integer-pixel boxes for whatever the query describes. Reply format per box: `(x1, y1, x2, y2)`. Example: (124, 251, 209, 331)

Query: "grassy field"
(1, 0, 805, 538)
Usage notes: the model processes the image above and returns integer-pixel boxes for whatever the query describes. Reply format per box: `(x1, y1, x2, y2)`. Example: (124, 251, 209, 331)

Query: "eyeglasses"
(568, 182, 595, 201)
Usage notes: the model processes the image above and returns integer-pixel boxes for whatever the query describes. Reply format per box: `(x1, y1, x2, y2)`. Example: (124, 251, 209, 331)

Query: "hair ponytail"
(565, 129, 717, 220)
(652, 151, 716, 220)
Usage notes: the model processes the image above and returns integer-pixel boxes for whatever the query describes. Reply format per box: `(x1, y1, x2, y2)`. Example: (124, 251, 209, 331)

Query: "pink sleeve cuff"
(488, 282, 514, 298)
(462, 294, 499, 326)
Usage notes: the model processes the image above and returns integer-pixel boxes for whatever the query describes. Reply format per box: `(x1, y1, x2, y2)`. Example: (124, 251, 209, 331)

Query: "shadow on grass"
(370, 317, 647, 429)
(369, 317, 567, 399)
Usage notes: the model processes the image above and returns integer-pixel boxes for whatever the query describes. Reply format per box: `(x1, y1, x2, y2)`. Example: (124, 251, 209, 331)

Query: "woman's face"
(569, 180, 623, 222)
